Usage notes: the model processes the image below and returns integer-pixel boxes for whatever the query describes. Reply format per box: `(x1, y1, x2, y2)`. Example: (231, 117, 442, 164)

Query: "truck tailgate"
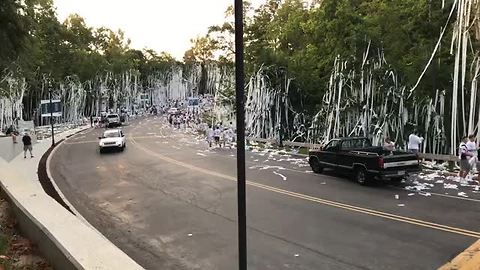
(383, 154, 420, 170)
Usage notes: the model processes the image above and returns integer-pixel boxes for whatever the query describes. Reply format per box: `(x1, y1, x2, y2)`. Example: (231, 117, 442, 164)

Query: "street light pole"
(49, 87, 55, 147)
(234, 0, 247, 269)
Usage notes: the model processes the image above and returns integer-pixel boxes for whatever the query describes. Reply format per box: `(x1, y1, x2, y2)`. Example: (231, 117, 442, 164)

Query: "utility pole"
(234, 0, 247, 269)
(49, 86, 55, 147)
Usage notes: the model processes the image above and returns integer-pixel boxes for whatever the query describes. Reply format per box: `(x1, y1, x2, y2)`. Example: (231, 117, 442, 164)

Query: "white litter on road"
(405, 181, 432, 192)
(249, 165, 286, 171)
(443, 183, 458, 190)
(273, 171, 287, 181)
(188, 234, 193, 237)
(458, 192, 469, 198)
(416, 172, 442, 181)
(196, 153, 207, 157)
(294, 254, 300, 257)
(276, 158, 310, 168)
(397, 204, 405, 207)
(407, 193, 415, 196)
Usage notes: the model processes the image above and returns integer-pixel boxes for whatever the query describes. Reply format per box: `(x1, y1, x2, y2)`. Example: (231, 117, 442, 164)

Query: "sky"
(54, 0, 264, 60)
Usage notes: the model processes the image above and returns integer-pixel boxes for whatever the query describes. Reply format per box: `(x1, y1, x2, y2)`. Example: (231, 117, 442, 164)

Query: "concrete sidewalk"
(0, 127, 143, 270)
(0, 136, 38, 162)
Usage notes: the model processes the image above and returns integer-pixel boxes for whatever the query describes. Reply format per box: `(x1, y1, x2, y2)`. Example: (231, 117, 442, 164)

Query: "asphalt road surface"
(50, 116, 480, 270)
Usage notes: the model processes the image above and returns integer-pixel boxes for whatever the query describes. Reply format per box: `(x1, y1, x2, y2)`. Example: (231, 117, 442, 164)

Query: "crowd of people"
(382, 130, 479, 184)
(206, 123, 235, 148)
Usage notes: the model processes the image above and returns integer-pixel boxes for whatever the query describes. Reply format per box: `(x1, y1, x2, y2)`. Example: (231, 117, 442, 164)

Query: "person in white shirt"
(408, 131, 424, 154)
(459, 136, 473, 180)
(207, 126, 215, 147)
(213, 126, 222, 147)
(466, 134, 478, 173)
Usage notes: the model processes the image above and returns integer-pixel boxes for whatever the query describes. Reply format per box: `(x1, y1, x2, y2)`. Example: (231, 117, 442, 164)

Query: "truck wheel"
(354, 168, 369, 185)
(309, 158, 323, 174)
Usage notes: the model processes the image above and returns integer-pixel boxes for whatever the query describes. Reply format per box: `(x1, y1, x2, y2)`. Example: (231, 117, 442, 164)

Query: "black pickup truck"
(308, 137, 421, 185)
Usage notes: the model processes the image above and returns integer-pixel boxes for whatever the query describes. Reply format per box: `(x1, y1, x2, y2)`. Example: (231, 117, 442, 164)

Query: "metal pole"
(49, 88, 55, 147)
(234, 0, 247, 269)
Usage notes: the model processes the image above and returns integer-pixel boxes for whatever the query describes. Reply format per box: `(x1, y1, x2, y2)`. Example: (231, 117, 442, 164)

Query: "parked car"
(98, 129, 126, 153)
(106, 113, 120, 127)
(308, 137, 421, 185)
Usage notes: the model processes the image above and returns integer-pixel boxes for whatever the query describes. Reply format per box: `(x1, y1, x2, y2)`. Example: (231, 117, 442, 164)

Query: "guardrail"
(246, 137, 458, 162)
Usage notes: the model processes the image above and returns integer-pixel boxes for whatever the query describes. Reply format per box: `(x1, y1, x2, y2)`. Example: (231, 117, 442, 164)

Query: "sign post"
(40, 95, 61, 147)
(49, 88, 55, 146)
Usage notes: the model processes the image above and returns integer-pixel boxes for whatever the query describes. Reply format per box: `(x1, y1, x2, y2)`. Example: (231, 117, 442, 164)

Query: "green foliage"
(0, 0, 463, 122)
(238, 0, 456, 111)
(0, 0, 181, 109)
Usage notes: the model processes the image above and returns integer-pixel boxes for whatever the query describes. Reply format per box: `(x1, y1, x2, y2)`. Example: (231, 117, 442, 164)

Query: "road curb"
(46, 128, 97, 227)
(439, 240, 480, 270)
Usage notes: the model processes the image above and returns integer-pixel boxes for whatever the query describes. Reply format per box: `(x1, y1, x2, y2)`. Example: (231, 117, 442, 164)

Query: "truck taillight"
(378, 157, 384, 168)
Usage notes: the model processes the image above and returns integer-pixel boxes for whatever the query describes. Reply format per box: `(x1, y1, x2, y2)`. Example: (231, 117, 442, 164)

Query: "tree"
(183, 36, 217, 94)
(0, 0, 28, 69)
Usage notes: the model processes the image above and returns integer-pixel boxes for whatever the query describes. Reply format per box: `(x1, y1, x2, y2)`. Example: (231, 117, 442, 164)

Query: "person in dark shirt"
(22, 133, 33, 158)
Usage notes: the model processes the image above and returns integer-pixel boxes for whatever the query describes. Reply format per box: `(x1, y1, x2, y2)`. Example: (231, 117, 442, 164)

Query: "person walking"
(6, 125, 17, 143)
(466, 134, 478, 173)
(213, 126, 222, 147)
(207, 126, 214, 147)
(466, 134, 480, 184)
(90, 115, 94, 127)
(407, 130, 424, 154)
(459, 136, 473, 183)
(22, 132, 34, 159)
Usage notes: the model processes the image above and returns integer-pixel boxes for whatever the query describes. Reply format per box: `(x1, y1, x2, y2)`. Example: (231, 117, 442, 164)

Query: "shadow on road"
(319, 168, 406, 189)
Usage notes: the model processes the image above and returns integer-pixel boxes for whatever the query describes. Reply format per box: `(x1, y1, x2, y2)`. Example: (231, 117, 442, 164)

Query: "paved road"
(50, 117, 480, 270)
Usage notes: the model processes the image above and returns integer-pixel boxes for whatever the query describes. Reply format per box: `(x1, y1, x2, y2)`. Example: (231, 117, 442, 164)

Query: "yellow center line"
(130, 137, 480, 239)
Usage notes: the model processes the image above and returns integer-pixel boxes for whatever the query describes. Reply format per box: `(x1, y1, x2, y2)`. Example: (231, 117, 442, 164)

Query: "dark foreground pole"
(234, 0, 247, 269)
